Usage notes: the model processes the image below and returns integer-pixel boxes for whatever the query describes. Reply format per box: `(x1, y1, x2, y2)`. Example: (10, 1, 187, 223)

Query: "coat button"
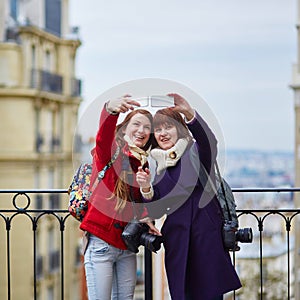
(114, 223, 123, 229)
(169, 151, 177, 159)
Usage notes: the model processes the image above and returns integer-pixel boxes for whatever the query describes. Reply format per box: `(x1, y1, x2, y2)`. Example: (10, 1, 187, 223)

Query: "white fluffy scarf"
(150, 138, 189, 175)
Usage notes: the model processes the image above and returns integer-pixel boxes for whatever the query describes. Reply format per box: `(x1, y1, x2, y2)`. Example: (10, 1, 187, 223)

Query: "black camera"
(121, 219, 163, 253)
(222, 220, 253, 251)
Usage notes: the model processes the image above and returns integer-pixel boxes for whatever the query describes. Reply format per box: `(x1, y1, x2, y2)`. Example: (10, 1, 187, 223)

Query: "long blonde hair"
(113, 109, 153, 212)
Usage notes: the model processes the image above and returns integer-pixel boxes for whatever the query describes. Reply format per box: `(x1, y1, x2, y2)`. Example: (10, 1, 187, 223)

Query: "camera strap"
(198, 161, 233, 222)
(90, 146, 120, 192)
(214, 162, 232, 222)
(126, 171, 139, 219)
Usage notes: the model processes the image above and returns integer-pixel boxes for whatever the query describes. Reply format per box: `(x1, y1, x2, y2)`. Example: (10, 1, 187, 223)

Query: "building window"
(35, 108, 45, 152)
(10, 0, 18, 20)
(47, 286, 54, 300)
(51, 109, 61, 152)
(44, 50, 51, 71)
(36, 253, 44, 279)
(49, 249, 60, 272)
(44, 109, 53, 152)
(34, 167, 43, 209)
(31, 45, 36, 70)
(45, 0, 61, 36)
(48, 228, 59, 273)
(49, 194, 60, 209)
(48, 167, 60, 208)
(36, 194, 43, 210)
(48, 167, 54, 189)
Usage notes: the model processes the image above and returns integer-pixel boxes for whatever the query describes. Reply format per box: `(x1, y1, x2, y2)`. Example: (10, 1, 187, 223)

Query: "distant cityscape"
(79, 139, 294, 189)
(224, 149, 294, 188)
(224, 149, 294, 210)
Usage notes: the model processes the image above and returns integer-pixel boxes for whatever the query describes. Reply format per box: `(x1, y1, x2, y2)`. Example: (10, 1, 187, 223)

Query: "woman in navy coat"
(136, 94, 241, 300)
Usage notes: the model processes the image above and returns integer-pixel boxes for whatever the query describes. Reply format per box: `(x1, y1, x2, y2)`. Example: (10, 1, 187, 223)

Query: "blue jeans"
(84, 235, 137, 300)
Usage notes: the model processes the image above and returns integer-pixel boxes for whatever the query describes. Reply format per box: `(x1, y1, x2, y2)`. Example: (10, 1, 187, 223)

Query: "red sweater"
(80, 107, 145, 249)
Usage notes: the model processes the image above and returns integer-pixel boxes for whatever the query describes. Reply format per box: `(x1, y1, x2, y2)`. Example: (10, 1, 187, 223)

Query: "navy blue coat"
(145, 112, 242, 300)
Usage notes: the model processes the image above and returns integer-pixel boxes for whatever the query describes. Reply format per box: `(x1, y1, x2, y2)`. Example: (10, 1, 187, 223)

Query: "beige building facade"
(0, 0, 83, 299)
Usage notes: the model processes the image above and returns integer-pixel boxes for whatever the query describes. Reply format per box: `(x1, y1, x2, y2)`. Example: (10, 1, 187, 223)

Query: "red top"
(80, 106, 145, 249)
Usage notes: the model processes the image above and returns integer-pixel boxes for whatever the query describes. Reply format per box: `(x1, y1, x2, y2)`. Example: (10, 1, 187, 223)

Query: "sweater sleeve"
(94, 105, 119, 171)
(187, 111, 218, 172)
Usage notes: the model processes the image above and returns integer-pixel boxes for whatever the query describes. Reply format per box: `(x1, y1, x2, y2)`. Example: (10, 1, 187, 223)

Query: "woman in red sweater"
(80, 95, 159, 300)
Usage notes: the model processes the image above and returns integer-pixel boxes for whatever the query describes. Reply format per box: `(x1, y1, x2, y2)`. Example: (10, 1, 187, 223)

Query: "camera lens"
(122, 220, 164, 253)
(236, 227, 253, 243)
(140, 233, 163, 253)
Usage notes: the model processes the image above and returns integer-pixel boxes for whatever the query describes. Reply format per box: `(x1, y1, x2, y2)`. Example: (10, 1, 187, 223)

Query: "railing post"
(286, 218, 291, 300)
(258, 217, 264, 300)
(33, 218, 37, 300)
(6, 218, 11, 300)
(60, 218, 65, 300)
(144, 248, 153, 300)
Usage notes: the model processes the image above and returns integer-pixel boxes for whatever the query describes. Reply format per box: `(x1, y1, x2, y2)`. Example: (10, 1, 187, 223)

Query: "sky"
(69, 0, 297, 152)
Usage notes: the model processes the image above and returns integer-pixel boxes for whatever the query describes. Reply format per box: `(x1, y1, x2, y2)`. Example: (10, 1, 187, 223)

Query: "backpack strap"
(214, 162, 233, 222)
(90, 146, 120, 193)
(189, 145, 233, 221)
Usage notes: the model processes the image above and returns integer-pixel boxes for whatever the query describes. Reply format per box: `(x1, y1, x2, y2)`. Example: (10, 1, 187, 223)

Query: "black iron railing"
(31, 69, 63, 94)
(0, 189, 69, 300)
(0, 188, 299, 300)
(233, 190, 300, 300)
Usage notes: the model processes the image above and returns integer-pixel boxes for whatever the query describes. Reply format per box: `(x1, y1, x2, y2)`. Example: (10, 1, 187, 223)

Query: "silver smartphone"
(135, 95, 174, 108)
(150, 95, 174, 107)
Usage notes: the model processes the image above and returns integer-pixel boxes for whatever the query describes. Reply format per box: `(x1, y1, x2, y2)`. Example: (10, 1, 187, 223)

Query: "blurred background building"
(0, 0, 82, 299)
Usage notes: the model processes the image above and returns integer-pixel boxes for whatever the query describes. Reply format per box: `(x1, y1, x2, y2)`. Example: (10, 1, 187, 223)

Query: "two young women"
(80, 94, 241, 300)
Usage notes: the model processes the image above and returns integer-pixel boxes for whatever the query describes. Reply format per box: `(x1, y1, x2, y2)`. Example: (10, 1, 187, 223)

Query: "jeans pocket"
(93, 238, 110, 255)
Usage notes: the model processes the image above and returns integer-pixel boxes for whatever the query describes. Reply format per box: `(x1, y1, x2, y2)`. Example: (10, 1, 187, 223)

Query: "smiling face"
(153, 108, 192, 150)
(154, 123, 178, 150)
(123, 113, 152, 148)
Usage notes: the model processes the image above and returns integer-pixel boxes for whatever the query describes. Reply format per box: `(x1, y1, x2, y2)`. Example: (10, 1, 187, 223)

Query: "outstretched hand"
(167, 93, 194, 121)
(107, 95, 141, 114)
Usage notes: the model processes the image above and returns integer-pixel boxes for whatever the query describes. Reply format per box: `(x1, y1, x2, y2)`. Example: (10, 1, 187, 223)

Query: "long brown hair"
(113, 109, 154, 212)
(152, 108, 192, 149)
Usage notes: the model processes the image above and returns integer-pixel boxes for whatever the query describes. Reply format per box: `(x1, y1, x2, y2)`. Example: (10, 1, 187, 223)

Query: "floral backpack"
(68, 163, 93, 222)
(68, 147, 120, 221)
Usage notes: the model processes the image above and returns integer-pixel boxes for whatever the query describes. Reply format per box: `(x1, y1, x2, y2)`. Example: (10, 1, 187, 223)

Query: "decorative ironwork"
(0, 188, 299, 300)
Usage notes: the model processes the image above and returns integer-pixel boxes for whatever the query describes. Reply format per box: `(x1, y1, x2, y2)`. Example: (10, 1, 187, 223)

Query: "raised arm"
(168, 93, 217, 169)
(94, 95, 141, 168)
